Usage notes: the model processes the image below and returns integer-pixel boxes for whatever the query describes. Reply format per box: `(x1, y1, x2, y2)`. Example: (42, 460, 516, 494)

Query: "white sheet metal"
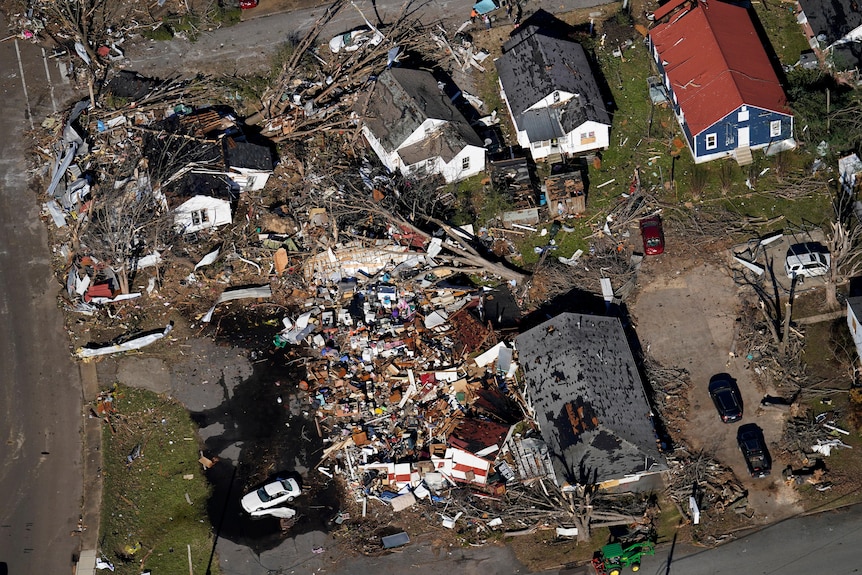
(76, 323, 173, 358)
(202, 284, 272, 322)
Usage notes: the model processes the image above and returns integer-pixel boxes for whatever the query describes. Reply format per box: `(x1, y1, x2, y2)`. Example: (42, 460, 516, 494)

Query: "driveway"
(632, 255, 802, 520)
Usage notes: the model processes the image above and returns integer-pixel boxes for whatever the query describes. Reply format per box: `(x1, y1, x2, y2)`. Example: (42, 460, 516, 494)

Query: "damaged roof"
(649, 0, 791, 136)
(798, 0, 862, 45)
(515, 313, 665, 486)
(223, 138, 274, 171)
(495, 27, 610, 132)
(164, 173, 236, 208)
(359, 68, 483, 154)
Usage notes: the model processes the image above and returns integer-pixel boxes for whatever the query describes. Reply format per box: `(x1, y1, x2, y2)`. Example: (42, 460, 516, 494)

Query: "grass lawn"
(99, 385, 216, 574)
(751, 0, 812, 66)
(472, 10, 831, 269)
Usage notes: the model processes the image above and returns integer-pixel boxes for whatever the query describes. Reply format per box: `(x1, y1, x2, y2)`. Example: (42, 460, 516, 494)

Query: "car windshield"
(257, 487, 274, 502)
(646, 237, 661, 247)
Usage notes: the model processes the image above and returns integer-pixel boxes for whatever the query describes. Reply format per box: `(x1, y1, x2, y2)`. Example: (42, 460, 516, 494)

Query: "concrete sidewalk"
(77, 361, 104, 573)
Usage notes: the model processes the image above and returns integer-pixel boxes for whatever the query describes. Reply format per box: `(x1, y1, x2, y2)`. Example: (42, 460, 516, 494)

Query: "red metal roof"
(649, 0, 790, 136)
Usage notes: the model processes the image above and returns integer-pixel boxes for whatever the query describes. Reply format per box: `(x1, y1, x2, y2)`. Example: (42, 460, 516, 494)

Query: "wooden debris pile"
(665, 451, 748, 522)
(246, 0, 446, 143)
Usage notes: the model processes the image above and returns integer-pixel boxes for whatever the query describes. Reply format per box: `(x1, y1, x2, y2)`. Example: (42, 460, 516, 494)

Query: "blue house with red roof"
(648, 0, 796, 165)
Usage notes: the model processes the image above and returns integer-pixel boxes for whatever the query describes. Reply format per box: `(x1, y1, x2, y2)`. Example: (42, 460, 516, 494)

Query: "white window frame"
(770, 120, 782, 138)
(705, 134, 718, 150)
(462, 156, 470, 170)
(190, 208, 210, 226)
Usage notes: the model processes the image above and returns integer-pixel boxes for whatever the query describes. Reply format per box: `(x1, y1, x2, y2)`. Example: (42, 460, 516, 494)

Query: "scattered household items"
(329, 26, 385, 53)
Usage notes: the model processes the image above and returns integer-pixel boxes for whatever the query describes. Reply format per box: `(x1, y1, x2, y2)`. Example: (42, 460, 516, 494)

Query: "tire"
(631, 563, 641, 572)
(609, 568, 621, 575)
(287, 496, 295, 502)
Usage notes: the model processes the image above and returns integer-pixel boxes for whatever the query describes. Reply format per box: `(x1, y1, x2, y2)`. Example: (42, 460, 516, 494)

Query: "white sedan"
(241, 477, 301, 514)
(328, 26, 385, 53)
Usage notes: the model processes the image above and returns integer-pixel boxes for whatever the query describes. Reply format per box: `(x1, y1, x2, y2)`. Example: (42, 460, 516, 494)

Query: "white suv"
(784, 243, 830, 279)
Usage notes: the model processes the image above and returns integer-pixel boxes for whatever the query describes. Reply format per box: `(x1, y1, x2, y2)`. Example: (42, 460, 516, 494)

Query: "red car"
(639, 215, 665, 255)
(239, 0, 258, 9)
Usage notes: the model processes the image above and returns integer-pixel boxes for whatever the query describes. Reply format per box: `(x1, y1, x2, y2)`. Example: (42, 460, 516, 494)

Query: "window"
(770, 120, 782, 138)
(705, 134, 717, 150)
(553, 91, 560, 103)
(191, 209, 209, 226)
(580, 131, 596, 144)
(738, 107, 749, 122)
(462, 157, 470, 170)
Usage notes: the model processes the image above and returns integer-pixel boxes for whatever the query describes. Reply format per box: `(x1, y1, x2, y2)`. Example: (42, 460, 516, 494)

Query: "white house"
(168, 173, 236, 234)
(223, 138, 274, 192)
(847, 297, 862, 366)
(358, 68, 486, 183)
(495, 26, 611, 161)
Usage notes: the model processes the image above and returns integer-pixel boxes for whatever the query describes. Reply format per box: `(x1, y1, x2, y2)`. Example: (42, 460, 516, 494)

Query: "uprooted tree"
(298, 161, 530, 284)
(75, 155, 173, 295)
(245, 0, 442, 142)
(825, 185, 862, 309)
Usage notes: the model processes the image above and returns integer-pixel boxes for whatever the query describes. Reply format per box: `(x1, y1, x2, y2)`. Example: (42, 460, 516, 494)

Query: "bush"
(141, 24, 174, 41)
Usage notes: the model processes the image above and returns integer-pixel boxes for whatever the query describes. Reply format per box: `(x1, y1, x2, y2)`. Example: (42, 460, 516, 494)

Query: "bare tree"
(41, 0, 122, 65)
(825, 187, 862, 309)
(77, 157, 172, 294)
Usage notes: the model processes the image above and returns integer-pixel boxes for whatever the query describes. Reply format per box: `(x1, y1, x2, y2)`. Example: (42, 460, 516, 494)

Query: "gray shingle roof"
(798, 0, 862, 45)
(515, 313, 665, 486)
(360, 68, 483, 154)
(495, 28, 610, 132)
(223, 139, 273, 172)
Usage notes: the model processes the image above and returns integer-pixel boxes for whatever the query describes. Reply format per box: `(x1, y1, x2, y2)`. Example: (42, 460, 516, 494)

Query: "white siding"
(228, 168, 271, 192)
(173, 195, 232, 234)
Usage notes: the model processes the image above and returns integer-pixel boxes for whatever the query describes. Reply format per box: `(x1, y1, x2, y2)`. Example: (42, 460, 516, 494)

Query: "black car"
(708, 376, 743, 423)
(737, 423, 772, 478)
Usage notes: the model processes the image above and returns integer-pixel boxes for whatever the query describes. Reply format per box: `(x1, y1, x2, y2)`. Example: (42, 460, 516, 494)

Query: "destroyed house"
(165, 172, 237, 233)
(797, 0, 862, 69)
(495, 26, 611, 161)
(222, 137, 274, 191)
(515, 313, 665, 489)
(648, 0, 795, 165)
(357, 67, 486, 183)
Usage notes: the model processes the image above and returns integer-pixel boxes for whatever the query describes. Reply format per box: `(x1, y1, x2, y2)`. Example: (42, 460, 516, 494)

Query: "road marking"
(13, 40, 34, 130)
(41, 48, 57, 114)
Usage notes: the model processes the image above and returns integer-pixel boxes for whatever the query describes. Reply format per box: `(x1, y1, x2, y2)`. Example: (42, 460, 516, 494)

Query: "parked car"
(639, 216, 665, 255)
(239, 0, 258, 9)
(737, 424, 772, 478)
(328, 26, 385, 53)
(708, 376, 743, 423)
(784, 242, 830, 279)
(241, 477, 301, 513)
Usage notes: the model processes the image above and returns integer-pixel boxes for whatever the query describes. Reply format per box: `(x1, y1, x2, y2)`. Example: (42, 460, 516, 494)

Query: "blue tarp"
(473, 0, 498, 14)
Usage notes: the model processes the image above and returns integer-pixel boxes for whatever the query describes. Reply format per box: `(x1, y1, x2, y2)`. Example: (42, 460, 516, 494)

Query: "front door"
(738, 126, 750, 147)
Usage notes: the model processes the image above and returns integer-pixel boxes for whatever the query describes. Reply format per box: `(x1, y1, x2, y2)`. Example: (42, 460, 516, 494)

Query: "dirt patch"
(631, 257, 803, 523)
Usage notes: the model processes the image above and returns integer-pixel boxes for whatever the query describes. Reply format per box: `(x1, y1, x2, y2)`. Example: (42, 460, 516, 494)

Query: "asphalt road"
(121, 0, 614, 77)
(0, 16, 83, 574)
(661, 504, 862, 575)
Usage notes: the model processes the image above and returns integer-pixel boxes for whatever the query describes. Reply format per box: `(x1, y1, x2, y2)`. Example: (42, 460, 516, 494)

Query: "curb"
(79, 361, 104, 558)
